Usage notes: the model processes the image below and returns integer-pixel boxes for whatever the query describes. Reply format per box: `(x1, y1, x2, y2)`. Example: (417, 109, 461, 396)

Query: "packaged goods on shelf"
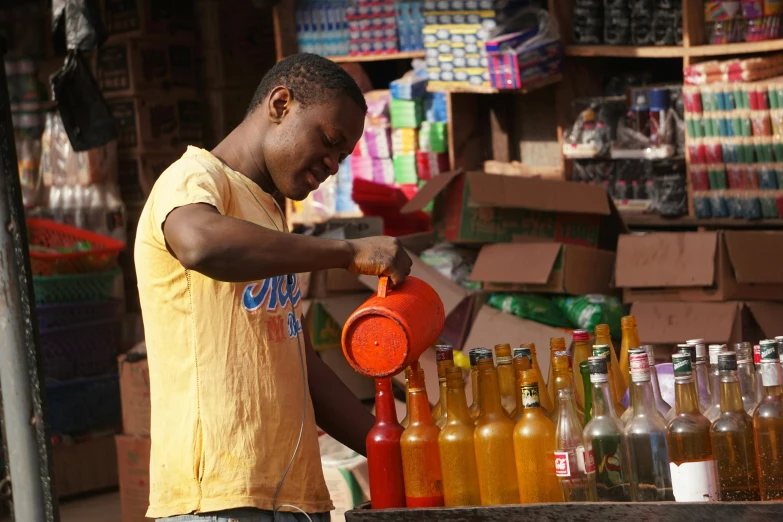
(390, 75, 428, 100)
(396, 2, 426, 51)
(355, 126, 392, 158)
(423, 24, 491, 88)
(392, 128, 419, 155)
(571, 0, 682, 46)
(425, 92, 448, 122)
(296, 0, 351, 57)
(486, 36, 562, 90)
(101, 0, 195, 36)
(393, 154, 419, 183)
(391, 97, 424, 128)
(418, 121, 448, 153)
(684, 55, 783, 85)
(106, 94, 203, 152)
(415, 151, 449, 180)
(351, 155, 395, 184)
(704, 0, 783, 44)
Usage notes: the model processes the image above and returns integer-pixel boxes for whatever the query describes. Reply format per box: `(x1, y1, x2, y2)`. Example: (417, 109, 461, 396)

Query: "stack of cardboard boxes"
(615, 230, 783, 353)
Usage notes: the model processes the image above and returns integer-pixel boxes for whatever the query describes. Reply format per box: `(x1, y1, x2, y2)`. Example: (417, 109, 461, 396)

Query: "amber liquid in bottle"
(400, 365, 444, 507)
(513, 369, 563, 504)
(474, 353, 520, 505)
(438, 366, 481, 507)
(753, 340, 783, 501)
(571, 330, 592, 410)
(595, 323, 628, 402)
(432, 345, 454, 428)
(401, 366, 412, 429)
(524, 343, 553, 415)
(619, 316, 640, 390)
(710, 352, 760, 501)
(495, 343, 518, 418)
(549, 351, 584, 425)
(468, 349, 481, 422)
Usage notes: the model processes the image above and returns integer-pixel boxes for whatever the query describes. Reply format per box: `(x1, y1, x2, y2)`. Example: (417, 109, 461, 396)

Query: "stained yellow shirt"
(134, 146, 333, 518)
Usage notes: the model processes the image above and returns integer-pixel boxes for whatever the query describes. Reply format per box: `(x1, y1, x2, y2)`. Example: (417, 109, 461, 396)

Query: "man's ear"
(267, 86, 292, 124)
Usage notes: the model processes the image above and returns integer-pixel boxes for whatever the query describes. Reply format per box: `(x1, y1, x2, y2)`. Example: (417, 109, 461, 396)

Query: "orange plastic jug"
(342, 276, 445, 377)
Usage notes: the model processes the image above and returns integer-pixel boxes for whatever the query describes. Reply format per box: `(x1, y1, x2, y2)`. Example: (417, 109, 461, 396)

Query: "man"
(134, 53, 412, 522)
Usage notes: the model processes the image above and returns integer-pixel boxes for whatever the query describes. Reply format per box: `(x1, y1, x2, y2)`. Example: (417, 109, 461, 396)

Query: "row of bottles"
(366, 317, 783, 509)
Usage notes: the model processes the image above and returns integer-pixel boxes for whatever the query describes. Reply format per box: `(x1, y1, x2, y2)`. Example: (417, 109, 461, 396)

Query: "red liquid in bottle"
(367, 377, 406, 509)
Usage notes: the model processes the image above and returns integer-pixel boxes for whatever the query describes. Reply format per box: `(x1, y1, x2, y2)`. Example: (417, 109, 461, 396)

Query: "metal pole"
(0, 42, 59, 522)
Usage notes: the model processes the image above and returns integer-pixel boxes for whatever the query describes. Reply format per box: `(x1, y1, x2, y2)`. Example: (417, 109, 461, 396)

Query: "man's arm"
(163, 203, 411, 285)
(303, 322, 374, 456)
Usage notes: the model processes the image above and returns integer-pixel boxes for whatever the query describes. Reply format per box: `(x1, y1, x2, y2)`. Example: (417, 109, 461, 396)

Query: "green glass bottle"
(580, 360, 593, 426)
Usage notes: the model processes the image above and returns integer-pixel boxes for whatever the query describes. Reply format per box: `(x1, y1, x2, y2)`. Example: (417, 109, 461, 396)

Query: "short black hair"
(246, 53, 367, 116)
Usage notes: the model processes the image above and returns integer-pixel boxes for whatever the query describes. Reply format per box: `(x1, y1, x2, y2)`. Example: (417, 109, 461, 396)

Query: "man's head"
(244, 53, 367, 201)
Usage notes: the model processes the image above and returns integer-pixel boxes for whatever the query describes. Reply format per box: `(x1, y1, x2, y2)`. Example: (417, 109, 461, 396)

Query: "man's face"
(262, 91, 365, 201)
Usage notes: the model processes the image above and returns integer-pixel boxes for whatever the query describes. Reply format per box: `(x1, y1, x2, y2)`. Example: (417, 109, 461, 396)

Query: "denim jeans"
(158, 508, 331, 522)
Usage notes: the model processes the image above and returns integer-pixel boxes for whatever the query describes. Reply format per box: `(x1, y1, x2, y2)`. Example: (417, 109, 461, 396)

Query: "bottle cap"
(760, 340, 779, 361)
(708, 344, 725, 366)
(718, 352, 737, 372)
(474, 348, 493, 362)
(468, 348, 479, 367)
(672, 352, 693, 376)
(640, 344, 655, 366)
(629, 348, 650, 382)
(436, 344, 454, 362)
(734, 342, 752, 364)
(573, 329, 589, 342)
(687, 339, 705, 345)
(513, 347, 532, 364)
(588, 356, 609, 382)
(754, 345, 761, 365)
(592, 344, 611, 360)
(677, 344, 697, 363)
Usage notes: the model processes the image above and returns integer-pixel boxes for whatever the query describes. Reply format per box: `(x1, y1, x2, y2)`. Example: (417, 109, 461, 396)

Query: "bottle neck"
(374, 379, 398, 423)
(710, 368, 722, 409)
(408, 384, 433, 425)
(650, 366, 665, 402)
(674, 378, 701, 414)
(470, 366, 479, 406)
(521, 383, 544, 417)
(595, 330, 611, 346)
(446, 378, 472, 424)
(621, 325, 639, 347)
(719, 371, 744, 413)
(497, 361, 515, 394)
(478, 365, 504, 417)
(557, 388, 580, 426)
(630, 379, 655, 414)
(591, 379, 616, 417)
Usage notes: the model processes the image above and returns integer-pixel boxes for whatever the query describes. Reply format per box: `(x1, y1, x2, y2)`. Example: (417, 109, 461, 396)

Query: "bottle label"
(554, 451, 571, 477)
(669, 460, 719, 502)
(761, 362, 783, 387)
(629, 352, 650, 382)
(521, 383, 540, 409)
(577, 446, 595, 473)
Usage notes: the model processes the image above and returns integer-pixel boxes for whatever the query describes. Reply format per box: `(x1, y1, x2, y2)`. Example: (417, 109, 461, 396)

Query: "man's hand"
(346, 236, 413, 287)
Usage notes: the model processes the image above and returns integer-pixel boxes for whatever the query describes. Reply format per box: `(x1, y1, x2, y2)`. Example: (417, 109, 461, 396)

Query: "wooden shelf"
(565, 45, 687, 58)
(325, 51, 425, 63)
(621, 212, 783, 229)
(687, 39, 783, 57)
(427, 74, 562, 94)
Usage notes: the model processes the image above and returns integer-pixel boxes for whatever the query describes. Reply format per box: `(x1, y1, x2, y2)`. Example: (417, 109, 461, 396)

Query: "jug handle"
(377, 276, 389, 298)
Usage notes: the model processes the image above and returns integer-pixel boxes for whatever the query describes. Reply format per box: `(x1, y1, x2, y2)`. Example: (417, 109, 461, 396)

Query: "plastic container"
(36, 298, 122, 330)
(26, 218, 124, 276)
(39, 319, 120, 381)
(46, 374, 121, 434)
(32, 268, 120, 305)
(342, 276, 445, 377)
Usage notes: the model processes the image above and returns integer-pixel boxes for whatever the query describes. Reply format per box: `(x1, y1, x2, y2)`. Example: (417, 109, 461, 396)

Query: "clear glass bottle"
(754, 344, 764, 411)
(592, 344, 626, 416)
(401, 365, 412, 428)
(583, 356, 632, 501)
(549, 350, 584, 425)
(710, 352, 761, 501)
(554, 386, 594, 501)
(753, 339, 783, 501)
(468, 349, 481, 423)
(474, 349, 520, 505)
(623, 345, 670, 424)
(438, 366, 481, 507)
(734, 342, 758, 414)
(666, 344, 708, 423)
(548, 337, 567, 407)
(666, 353, 719, 502)
(704, 344, 726, 423)
(688, 341, 713, 412)
(580, 361, 593, 426)
(494, 343, 517, 418)
(513, 369, 563, 504)
(524, 343, 553, 415)
(512, 347, 532, 422)
(619, 315, 641, 390)
(432, 345, 454, 428)
(595, 323, 628, 404)
(571, 330, 591, 410)
(625, 349, 674, 502)
(401, 364, 444, 507)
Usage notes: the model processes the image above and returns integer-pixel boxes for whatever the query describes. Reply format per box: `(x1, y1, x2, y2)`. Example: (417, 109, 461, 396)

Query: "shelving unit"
(620, 212, 783, 230)
(325, 51, 426, 63)
(427, 74, 563, 94)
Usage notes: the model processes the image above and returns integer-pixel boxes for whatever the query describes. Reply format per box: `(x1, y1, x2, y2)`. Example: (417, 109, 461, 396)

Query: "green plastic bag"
(552, 294, 625, 334)
(488, 293, 574, 329)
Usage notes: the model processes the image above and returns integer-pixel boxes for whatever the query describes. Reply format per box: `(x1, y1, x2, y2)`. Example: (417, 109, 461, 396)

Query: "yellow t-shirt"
(134, 146, 333, 518)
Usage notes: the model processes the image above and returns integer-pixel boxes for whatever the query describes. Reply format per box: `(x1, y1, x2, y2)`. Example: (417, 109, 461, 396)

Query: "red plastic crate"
(27, 219, 124, 276)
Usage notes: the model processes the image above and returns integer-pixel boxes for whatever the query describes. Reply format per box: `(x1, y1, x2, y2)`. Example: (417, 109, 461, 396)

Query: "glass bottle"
(666, 344, 707, 423)
(495, 343, 517, 418)
(554, 386, 594, 501)
(704, 344, 726, 423)
(583, 356, 632, 501)
(595, 323, 627, 402)
(367, 377, 406, 509)
(580, 361, 593, 426)
(432, 344, 454, 428)
(468, 349, 481, 422)
(666, 353, 719, 502)
(623, 345, 670, 424)
(619, 315, 640, 389)
(734, 342, 758, 414)
(710, 352, 761, 501)
(524, 342, 553, 415)
(400, 364, 444, 507)
(571, 330, 591, 410)
(401, 365, 412, 428)
(754, 344, 764, 410)
(513, 369, 563, 504)
(625, 349, 674, 502)
(592, 344, 626, 416)
(687, 339, 713, 411)
(753, 339, 783, 501)
(548, 337, 567, 407)
(438, 366, 480, 507)
(473, 348, 520, 505)
(511, 347, 532, 422)
(549, 350, 584, 425)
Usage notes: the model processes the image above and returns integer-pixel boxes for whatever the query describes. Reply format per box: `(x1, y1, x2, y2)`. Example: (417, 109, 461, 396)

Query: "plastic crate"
(37, 299, 123, 331)
(27, 219, 124, 276)
(46, 374, 121, 435)
(32, 268, 120, 305)
(39, 319, 121, 381)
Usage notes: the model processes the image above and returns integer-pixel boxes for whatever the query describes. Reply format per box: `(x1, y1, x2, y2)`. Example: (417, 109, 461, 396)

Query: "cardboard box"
(115, 435, 152, 522)
(53, 434, 118, 498)
(630, 301, 783, 346)
(119, 353, 151, 437)
(117, 150, 182, 204)
(97, 37, 198, 98)
(402, 170, 625, 248)
(616, 231, 783, 302)
(470, 242, 616, 295)
(107, 93, 203, 153)
(101, 0, 195, 36)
